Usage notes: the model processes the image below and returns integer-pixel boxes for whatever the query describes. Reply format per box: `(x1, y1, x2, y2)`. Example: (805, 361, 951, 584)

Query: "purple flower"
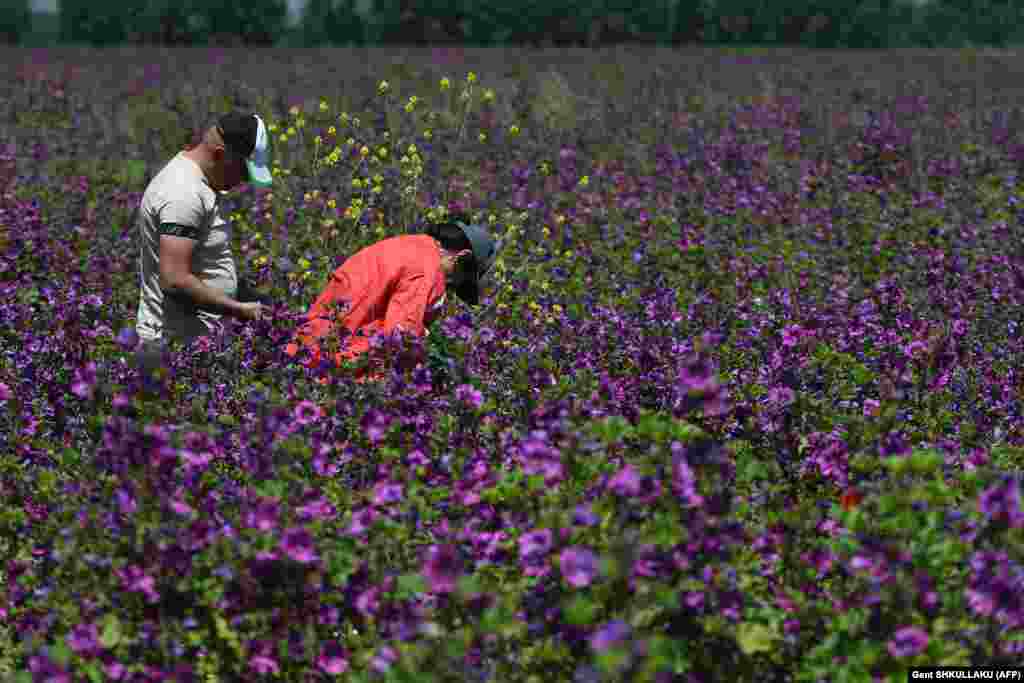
(116, 327, 139, 350)
(297, 495, 336, 522)
(293, 400, 322, 427)
(573, 504, 599, 527)
(71, 361, 98, 400)
(590, 620, 631, 652)
(672, 455, 704, 507)
(766, 386, 795, 407)
(781, 324, 804, 348)
(978, 479, 1024, 528)
(422, 544, 461, 594)
(117, 565, 159, 603)
(372, 481, 403, 507)
(317, 642, 350, 675)
(455, 384, 485, 409)
(105, 660, 125, 679)
(0, 382, 10, 401)
(67, 622, 100, 656)
(371, 645, 398, 674)
(244, 498, 280, 532)
(249, 655, 280, 675)
(280, 526, 318, 564)
(178, 448, 212, 469)
(608, 464, 642, 497)
(519, 529, 553, 561)
(559, 546, 598, 588)
(347, 506, 378, 537)
(887, 626, 928, 658)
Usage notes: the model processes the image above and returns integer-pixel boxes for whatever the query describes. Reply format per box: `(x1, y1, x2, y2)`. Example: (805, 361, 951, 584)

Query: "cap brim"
(246, 115, 273, 188)
(246, 159, 273, 187)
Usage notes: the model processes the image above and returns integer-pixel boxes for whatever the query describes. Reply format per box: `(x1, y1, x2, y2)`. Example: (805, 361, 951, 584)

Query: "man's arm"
(159, 226, 246, 318)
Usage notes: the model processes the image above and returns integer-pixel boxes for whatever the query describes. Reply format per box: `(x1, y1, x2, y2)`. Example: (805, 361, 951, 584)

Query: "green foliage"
(59, 0, 287, 46)
(0, 0, 30, 44)
(298, 0, 368, 46)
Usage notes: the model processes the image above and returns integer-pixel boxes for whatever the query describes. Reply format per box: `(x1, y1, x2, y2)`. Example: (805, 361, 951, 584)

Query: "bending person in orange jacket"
(285, 216, 500, 384)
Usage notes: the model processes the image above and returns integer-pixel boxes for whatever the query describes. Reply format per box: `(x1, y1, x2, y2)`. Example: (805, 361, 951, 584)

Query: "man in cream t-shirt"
(134, 110, 272, 382)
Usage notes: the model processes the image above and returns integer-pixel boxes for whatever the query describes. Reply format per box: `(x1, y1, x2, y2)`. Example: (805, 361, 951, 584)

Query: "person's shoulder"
(149, 154, 214, 207)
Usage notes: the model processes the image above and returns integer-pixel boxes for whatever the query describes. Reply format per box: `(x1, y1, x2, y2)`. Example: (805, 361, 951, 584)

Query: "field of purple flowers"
(3, 46, 1024, 681)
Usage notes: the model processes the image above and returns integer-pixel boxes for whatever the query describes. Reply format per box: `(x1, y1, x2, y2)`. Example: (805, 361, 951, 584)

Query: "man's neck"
(183, 148, 214, 187)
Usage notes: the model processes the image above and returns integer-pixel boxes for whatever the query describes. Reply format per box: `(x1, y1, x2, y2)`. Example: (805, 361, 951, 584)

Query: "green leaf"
(255, 478, 287, 499)
(100, 613, 122, 649)
(396, 572, 427, 597)
(50, 640, 72, 668)
(83, 662, 104, 683)
(563, 595, 599, 625)
(736, 621, 778, 656)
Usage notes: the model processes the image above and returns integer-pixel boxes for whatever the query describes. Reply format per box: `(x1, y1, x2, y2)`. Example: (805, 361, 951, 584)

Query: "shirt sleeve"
(157, 199, 206, 240)
(383, 273, 432, 339)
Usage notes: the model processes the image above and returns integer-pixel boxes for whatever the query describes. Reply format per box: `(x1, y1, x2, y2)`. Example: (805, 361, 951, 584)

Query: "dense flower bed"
(2, 51, 1024, 682)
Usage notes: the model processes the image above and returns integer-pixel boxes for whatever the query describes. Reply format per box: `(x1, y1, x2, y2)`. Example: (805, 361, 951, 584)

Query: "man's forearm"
(164, 274, 243, 318)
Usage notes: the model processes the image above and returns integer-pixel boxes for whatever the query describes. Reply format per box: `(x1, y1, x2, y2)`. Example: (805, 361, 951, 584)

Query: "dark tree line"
(3, 0, 1024, 49)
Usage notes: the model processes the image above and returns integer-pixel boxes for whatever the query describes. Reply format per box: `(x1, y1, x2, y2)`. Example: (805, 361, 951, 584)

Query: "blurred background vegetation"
(4, 0, 1024, 49)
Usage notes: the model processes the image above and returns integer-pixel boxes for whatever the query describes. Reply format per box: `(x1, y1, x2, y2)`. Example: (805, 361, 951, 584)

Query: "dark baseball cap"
(452, 221, 502, 306)
(217, 111, 272, 188)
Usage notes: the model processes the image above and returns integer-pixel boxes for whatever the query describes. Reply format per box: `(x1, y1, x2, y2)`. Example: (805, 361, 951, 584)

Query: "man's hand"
(237, 301, 265, 322)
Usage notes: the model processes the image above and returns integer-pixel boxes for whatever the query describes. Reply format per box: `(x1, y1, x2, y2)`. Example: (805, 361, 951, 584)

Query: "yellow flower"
(404, 102, 415, 113)
(287, 126, 296, 136)
(578, 175, 590, 187)
(378, 80, 389, 93)
(563, 250, 573, 258)
(289, 105, 300, 116)
(509, 124, 520, 136)
(529, 301, 540, 311)
(407, 143, 418, 155)
(377, 147, 388, 159)
(482, 88, 494, 102)
(440, 77, 451, 90)
(279, 134, 288, 143)
(400, 155, 409, 165)
(267, 122, 278, 132)
(423, 130, 432, 140)
(555, 214, 565, 225)
(467, 71, 477, 84)
(304, 192, 312, 202)
(552, 304, 563, 314)
(320, 100, 329, 112)
(353, 179, 363, 189)
(314, 136, 322, 145)
(327, 126, 336, 135)
(478, 133, 487, 143)
(299, 258, 311, 270)
(253, 232, 262, 241)
(360, 146, 370, 157)
(372, 185, 383, 194)
(339, 112, 349, 123)
(542, 226, 551, 237)
(326, 199, 336, 209)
